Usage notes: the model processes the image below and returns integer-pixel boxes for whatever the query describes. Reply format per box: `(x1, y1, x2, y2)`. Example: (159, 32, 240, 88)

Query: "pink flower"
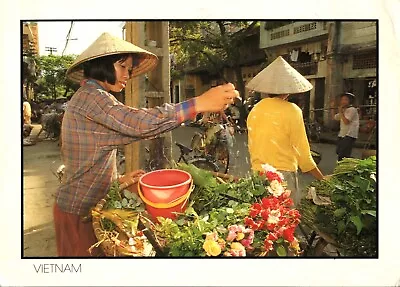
(226, 231, 236, 241)
(229, 242, 246, 257)
(241, 238, 253, 248)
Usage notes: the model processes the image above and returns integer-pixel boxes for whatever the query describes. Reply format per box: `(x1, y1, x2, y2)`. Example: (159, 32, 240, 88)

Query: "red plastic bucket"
(138, 169, 193, 220)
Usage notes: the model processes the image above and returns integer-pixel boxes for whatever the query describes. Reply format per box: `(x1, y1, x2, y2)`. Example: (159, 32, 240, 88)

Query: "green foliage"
(155, 203, 251, 257)
(35, 54, 78, 99)
(299, 157, 377, 256)
(178, 163, 269, 214)
(104, 181, 145, 212)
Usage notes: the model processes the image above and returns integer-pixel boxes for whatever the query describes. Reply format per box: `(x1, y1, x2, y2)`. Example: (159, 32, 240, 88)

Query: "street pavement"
(23, 125, 363, 257)
(23, 125, 61, 257)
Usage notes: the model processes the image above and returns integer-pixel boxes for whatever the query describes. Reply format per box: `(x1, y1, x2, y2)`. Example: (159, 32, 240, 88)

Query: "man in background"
(331, 92, 360, 161)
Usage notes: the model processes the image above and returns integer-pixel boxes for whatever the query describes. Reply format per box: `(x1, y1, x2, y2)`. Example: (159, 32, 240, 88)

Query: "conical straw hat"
(66, 32, 158, 83)
(246, 56, 313, 94)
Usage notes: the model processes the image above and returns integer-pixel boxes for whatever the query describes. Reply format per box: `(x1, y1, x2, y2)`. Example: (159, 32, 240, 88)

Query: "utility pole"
(45, 47, 57, 55)
(124, 22, 145, 172)
(325, 21, 343, 129)
(124, 21, 172, 172)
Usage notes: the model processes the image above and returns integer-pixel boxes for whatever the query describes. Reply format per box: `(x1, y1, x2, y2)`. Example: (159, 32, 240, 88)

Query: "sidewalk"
(23, 124, 60, 257)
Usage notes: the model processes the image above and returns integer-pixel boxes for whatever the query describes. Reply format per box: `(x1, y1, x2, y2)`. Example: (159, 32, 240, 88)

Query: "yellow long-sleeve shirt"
(247, 98, 316, 173)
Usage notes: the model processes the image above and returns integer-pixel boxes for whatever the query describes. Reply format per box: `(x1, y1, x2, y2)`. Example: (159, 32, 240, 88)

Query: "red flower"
(284, 198, 294, 207)
(244, 217, 260, 230)
(265, 171, 283, 183)
(262, 197, 279, 209)
(283, 227, 295, 242)
(266, 223, 276, 231)
(249, 208, 260, 218)
(278, 217, 289, 227)
(288, 209, 301, 218)
(264, 239, 274, 251)
(260, 210, 270, 220)
(252, 202, 262, 210)
(267, 232, 278, 241)
(281, 190, 291, 199)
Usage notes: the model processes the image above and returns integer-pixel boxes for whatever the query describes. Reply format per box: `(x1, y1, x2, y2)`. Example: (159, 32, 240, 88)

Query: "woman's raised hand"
(195, 83, 239, 113)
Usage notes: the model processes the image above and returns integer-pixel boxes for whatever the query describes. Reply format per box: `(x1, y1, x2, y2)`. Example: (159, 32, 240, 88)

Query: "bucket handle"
(137, 181, 194, 209)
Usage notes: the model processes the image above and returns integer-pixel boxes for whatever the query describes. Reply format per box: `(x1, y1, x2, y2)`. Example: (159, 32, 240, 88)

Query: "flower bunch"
(203, 225, 255, 257)
(224, 224, 254, 256)
(203, 231, 226, 256)
(245, 165, 302, 256)
(260, 164, 284, 183)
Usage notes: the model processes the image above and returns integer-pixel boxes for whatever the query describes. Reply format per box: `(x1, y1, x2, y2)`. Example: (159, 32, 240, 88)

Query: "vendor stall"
(91, 163, 302, 257)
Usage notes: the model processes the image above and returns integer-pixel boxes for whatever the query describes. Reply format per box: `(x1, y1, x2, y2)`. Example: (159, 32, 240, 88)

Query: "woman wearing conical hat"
(246, 56, 324, 206)
(54, 32, 239, 257)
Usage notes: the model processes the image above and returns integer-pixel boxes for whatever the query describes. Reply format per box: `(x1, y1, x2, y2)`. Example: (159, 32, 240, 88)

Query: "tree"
(35, 54, 79, 100)
(169, 21, 260, 125)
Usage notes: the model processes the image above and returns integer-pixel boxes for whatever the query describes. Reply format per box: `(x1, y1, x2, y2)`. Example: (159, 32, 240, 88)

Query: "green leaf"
(176, 218, 186, 226)
(333, 208, 346, 218)
(350, 215, 363, 235)
(276, 238, 284, 244)
(337, 220, 346, 234)
(121, 198, 128, 207)
(253, 186, 265, 196)
(276, 245, 287, 257)
(361, 210, 376, 217)
(123, 190, 133, 199)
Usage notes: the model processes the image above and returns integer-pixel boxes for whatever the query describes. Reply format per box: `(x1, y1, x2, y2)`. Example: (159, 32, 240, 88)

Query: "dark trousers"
(336, 136, 356, 161)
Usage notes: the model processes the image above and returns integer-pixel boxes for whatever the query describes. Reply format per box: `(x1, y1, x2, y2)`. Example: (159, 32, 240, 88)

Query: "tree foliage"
(35, 54, 79, 99)
(169, 21, 260, 124)
(169, 21, 259, 93)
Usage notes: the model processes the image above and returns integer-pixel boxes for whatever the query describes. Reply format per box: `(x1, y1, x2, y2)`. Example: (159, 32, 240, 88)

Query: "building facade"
(23, 22, 39, 56)
(259, 21, 377, 127)
(22, 22, 40, 100)
(171, 26, 267, 104)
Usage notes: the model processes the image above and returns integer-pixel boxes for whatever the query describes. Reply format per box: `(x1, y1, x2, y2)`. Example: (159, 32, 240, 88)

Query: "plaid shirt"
(56, 80, 197, 215)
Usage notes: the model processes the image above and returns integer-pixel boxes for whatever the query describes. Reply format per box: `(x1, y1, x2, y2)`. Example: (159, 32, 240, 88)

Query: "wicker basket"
(91, 173, 156, 257)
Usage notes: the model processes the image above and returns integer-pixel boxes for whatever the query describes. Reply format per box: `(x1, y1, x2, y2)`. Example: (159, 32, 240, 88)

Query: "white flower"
(370, 173, 376, 182)
(267, 180, 285, 197)
(261, 163, 277, 173)
(267, 209, 281, 224)
(276, 171, 284, 181)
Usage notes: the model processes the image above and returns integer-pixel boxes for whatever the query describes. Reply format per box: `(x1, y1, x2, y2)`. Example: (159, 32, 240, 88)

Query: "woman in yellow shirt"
(246, 56, 324, 206)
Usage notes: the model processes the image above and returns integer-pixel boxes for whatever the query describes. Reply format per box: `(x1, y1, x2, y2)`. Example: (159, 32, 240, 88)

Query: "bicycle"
(303, 120, 322, 165)
(189, 119, 234, 174)
(304, 120, 322, 143)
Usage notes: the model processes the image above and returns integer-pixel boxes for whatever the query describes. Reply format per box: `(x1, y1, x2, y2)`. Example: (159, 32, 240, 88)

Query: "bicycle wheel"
(211, 141, 230, 174)
(189, 158, 219, 172)
(190, 132, 203, 152)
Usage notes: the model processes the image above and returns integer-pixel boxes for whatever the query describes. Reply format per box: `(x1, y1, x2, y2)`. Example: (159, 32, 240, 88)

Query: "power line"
(62, 21, 77, 56)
